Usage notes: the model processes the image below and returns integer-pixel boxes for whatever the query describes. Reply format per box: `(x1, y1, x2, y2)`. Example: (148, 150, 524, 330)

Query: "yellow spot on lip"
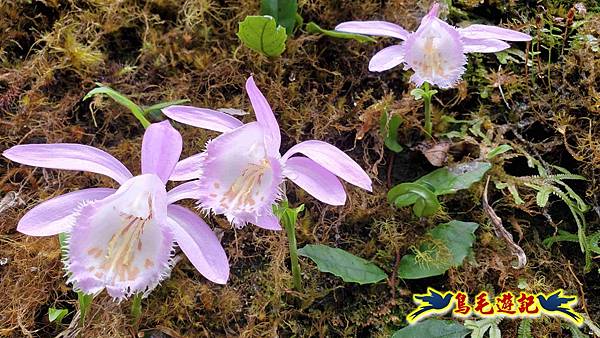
(87, 247, 102, 258)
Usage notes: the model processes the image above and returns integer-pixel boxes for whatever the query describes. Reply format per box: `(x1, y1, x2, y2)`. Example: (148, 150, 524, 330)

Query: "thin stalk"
(131, 293, 143, 325)
(423, 82, 433, 137)
(283, 218, 302, 291)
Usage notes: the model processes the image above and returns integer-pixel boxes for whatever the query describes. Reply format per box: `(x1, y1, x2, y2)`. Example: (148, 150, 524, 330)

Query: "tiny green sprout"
(48, 307, 68, 325)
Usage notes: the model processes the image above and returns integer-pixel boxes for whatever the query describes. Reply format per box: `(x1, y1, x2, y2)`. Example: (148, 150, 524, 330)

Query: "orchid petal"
(335, 21, 409, 40)
(142, 121, 182, 183)
(170, 152, 205, 181)
(369, 45, 405, 72)
(459, 24, 532, 42)
(162, 105, 243, 133)
(17, 188, 115, 236)
(282, 140, 372, 191)
(284, 157, 346, 206)
(254, 214, 281, 230)
(167, 181, 202, 204)
(3, 144, 133, 184)
(167, 205, 229, 284)
(462, 38, 511, 53)
(198, 122, 283, 227)
(67, 175, 172, 298)
(245, 76, 281, 155)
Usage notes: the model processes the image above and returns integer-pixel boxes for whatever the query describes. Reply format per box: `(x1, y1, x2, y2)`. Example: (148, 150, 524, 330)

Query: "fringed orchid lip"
(334, 2, 532, 88)
(198, 122, 284, 230)
(3, 121, 230, 299)
(163, 76, 373, 231)
(67, 174, 173, 299)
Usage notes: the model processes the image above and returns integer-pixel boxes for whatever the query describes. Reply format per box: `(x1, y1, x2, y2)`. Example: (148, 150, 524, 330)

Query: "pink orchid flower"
(3, 121, 229, 299)
(335, 3, 532, 88)
(162, 76, 373, 230)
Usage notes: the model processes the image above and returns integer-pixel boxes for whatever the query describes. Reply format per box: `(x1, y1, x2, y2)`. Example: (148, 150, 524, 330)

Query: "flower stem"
(283, 218, 302, 291)
(422, 82, 433, 137)
(275, 202, 305, 291)
(131, 293, 143, 325)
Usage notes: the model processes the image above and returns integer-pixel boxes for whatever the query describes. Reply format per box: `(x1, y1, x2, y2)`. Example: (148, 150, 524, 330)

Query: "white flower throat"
(220, 159, 271, 211)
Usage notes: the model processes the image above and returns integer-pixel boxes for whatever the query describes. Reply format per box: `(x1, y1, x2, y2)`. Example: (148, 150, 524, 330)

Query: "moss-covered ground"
(0, 0, 599, 337)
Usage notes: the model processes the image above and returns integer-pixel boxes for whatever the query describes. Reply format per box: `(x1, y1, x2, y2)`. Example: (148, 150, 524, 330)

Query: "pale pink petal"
(142, 121, 182, 183)
(459, 24, 532, 42)
(335, 21, 409, 40)
(67, 175, 172, 299)
(282, 140, 372, 191)
(462, 37, 511, 53)
(162, 105, 243, 133)
(167, 205, 229, 284)
(254, 214, 281, 231)
(403, 16, 466, 88)
(245, 76, 281, 156)
(170, 153, 205, 181)
(17, 188, 115, 236)
(3, 144, 133, 184)
(167, 181, 202, 204)
(369, 45, 405, 72)
(283, 157, 346, 206)
(198, 122, 283, 227)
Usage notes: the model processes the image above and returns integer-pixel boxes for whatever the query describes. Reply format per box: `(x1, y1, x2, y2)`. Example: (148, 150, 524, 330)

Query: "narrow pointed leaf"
(306, 22, 376, 43)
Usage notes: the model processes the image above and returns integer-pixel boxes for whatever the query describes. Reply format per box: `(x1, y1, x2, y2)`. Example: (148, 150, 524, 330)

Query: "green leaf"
(142, 99, 190, 115)
(410, 88, 425, 100)
(298, 244, 387, 284)
(48, 307, 68, 324)
(260, 0, 298, 35)
(536, 186, 552, 207)
(84, 85, 150, 128)
(517, 319, 533, 338)
(237, 16, 287, 57)
(387, 182, 440, 217)
(391, 319, 470, 338)
(273, 201, 304, 227)
(131, 293, 143, 323)
(380, 110, 404, 153)
(487, 144, 513, 159)
(305, 22, 376, 43)
(78, 291, 93, 325)
(398, 221, 479, 279)
(416, 161, 492, 195)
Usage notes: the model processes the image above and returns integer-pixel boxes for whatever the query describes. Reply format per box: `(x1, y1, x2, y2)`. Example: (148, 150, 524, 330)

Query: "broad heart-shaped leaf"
(298, 244, 387, 284)
(260, 0, 298, 35)
(305, 22, 376, 43)
(387, 183, 440, 217)
(416, 161, 492, 195)
(237, 16, 287, 57)
(398, 221, 479, 279)
(391, 319, 470, 338)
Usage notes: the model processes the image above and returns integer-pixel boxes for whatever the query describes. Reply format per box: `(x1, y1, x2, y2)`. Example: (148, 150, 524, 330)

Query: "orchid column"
(336, 3, 532, 137)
